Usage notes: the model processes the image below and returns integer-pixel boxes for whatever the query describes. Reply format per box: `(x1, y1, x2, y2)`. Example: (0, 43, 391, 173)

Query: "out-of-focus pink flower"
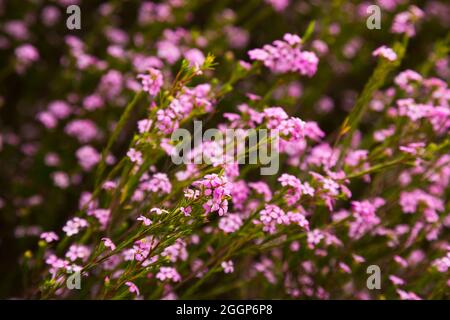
(184, 48, 205, 66)
(65, 119, 98, 143)
(101, 237, 116, 250)
(137, 215, 152, 226)
(15, 44, 39, 70)
(127, 148, 143, 165)
(373, 45, 397, 61)
(40, 231, 59, 243)
(76, 145, 101, 171)
(221, 260, 234, 273)
(156, 267, 181, 282)
(125, 281, 140, 296)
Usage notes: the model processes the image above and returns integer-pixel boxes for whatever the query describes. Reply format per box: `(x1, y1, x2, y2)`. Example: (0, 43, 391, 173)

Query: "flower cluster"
(249, 33, 319, 77)
(2, 0, 449, 301)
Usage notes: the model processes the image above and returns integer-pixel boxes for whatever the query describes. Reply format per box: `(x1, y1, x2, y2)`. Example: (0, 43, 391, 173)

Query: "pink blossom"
(259, 204, 288, 234)
(338, 262, 351, 274)
(40, 231, 59, 243)
(192, 174, 232, 216)
(48, 101, 71, 119)
(127, 148, 143, 165)
(162, 239, 188, 262)
(137, 68, 163, 96)
(180, 206, 192, 216)
(137, 215, 152, 226)
(221, 260, 234, 273)
(391, 6, 424, 37)
(394, 70, 423, 93)
(137, 119, 152, 134)
(265, 0, 290, 12)
(248, 34, 319, 77)
(125, 281, 140, 296)
(65, 119, 98, 143)
(184, 48, 205, 66)
(87, 209, 110, 230)
(62, 217, 88, 236)
(389, 275, 405, 286)
(372, 45, 397, 61)
(399, 142, 425, 155)
(397, 289, 422, 300)
(133, 239, 153, 262)
(76, 145, 101, 171)
(101, 238, 116, 250)
(52, 171, 70, 189)
(65, 244, 91, 262)
(15, 44, 39, 70)
(156, 267, 181, 282)
(219, 214, 243, 233)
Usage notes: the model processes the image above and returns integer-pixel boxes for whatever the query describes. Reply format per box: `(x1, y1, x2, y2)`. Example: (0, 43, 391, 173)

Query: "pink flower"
(399, 142, 425, 155)
(127, 148, 143, 165)
(162, 239, 188, 262)
(144, 173, 172, 194)
(394, 70, 423, 93)
(40, 231, 59, 243)
(219, 214, 243, 233)
(125, 281, 140, 296)
(397, 289, 421, 300)
(432, 251, 450, 272)
(248, 34, 318, 77)
(101, 238, 116, 250)
(51, 171, 70, 189)
(62, 217, 88, 236)
(133, 239, 153, 261)
(15, 44, 39, 70)
(394, 255, 408, 268)
(265, 0, 290, 12)
(48, 101, 71, 119)
(192, 174, 232, 216)
(307, 229, 324, 248)
(183, 48, 205, 66)
(157, 40, 181, 64)
(221, 260, 234, 273)
(37, 111, 57, 129)
(137, 215, 152, 226)
(99, 70, 123, 99)
(259, 204, 288, 234)
(83, 94, 104, 111)
(65, 244, 91, 262)
(180, 206, 192, 216)
(184, 188, 200, 200)
(87, 209, 110, 230)
(137, 119, 152, 134)
(65, 119, 98, 143)
(338, 262, 351, 274)
(76, 145, 101, 171)
(399, 189, 443, 222)
(372, 45, 397, 61)
(287, 211, 309, 230)
(102, 181, 117, 190)
(278, 173, 302, 205)
(389, 275, 405, 286)
(391, 6, 424, 37)
(155, 99, 183, 135)
(137, 67, 163, 96)
(248, 182, 272, 201)
(156, 267, 181, 282)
